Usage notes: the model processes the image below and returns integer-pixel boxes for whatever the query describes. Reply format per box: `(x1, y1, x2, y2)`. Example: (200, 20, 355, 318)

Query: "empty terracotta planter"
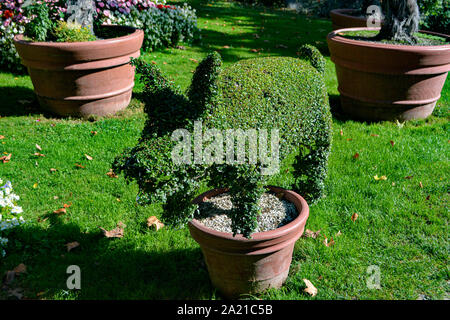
(327, 27, 450, 121)
(188, 186, 309, 299)
(14, 25, 144, 117)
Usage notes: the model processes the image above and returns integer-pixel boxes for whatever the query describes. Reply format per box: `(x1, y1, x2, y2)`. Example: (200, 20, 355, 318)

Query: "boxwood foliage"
(113, 47, 331, 238)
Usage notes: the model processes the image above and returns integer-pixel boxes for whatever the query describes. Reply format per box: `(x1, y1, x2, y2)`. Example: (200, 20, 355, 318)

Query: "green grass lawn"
(0, 0, 449, 300)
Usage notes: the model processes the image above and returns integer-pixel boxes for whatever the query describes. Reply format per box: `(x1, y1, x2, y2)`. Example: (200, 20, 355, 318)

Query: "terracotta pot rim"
(189, 186, 309, 242)
(328, 27, 450, 50)
(13, 25, 143, 48)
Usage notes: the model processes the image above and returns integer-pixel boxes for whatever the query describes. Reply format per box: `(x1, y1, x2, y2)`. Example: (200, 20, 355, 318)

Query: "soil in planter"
(22, 26, 131, 43)
(339, 30, 448, 46)
(197, 192, 298, 234)
(95, 26, 132, 40)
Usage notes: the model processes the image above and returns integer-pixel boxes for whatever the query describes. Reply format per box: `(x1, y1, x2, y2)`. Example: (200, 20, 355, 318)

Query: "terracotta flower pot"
(14, 25, 144, 117)
(327, 27, 450, 121)
(330, 9, 368, 30)
(188, 186, 309, 299)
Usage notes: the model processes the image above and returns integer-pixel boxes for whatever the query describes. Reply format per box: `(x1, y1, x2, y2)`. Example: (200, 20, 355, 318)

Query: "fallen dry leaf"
(147, 216, 164, 231)
(0, 153, 11, 163)
(189, 58, 199, 63)
(106, 169, 118, 178)
(340, 129, 343, 136)
(91, 131, 98, 136)
(37, 216, 48, 223)
(53, 208, 66, 216)
(426, 195, 430, 201)
(390, 140, 395, 147)
(85, 154, 93, 161)
(33, 152, 45, 157)
(404, 175, 413, 179)
(419, 181, 423, 188)
(353, 152, 360, 159)
(374, 175, 387, 181)
(323, 236, 335, 247)
(63, 203, 71, 208)
(99, 223, 125, 238)
(33, 183, 38, 189)
(336, 230, 342, 237)
(303, 279, 317, 297)
(13, 263, 27, 275)
(0, 135, 4, 139)
(65, 241, 80, 252)
(370, 134, 380, 137)
(223, 45, 230, 49)
(75, 163, 85, 169)
(351, 213, 359, 222)
(35, 144, 42, 151)
(50, 168, 57, 172)
(303, 229, 321, 239)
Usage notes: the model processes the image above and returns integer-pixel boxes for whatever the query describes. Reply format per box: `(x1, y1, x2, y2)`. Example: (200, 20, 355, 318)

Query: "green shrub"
(419, 0, 449, 35)
(24, 3, 54, 42)
(105, 4, 200, 52)
(52, 21, 97, 43)
(113, 48, 331, 238)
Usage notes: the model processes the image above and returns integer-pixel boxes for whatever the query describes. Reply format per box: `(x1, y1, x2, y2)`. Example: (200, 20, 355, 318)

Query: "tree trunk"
(376, 0, 420, 44)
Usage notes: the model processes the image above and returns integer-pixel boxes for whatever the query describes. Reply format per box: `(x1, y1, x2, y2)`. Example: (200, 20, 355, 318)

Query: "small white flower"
(11, 206, 23, 214)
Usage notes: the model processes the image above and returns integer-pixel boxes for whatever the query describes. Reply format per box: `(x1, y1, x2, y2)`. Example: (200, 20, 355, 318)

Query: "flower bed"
(0, 179, 25, 257)
(0, 0, 199, 72)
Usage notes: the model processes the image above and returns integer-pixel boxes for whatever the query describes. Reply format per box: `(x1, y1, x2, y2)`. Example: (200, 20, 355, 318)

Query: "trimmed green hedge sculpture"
(113, 45, 332, 238)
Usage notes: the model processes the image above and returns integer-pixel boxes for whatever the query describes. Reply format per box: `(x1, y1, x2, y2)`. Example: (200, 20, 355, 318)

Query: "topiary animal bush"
(113, 45, 332, 238)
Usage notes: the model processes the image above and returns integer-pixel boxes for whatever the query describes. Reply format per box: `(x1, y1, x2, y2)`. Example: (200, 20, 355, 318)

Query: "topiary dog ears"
(297, 44, 325, 74)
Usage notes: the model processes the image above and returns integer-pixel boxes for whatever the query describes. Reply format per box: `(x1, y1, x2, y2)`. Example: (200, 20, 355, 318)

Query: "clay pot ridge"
(188, 186, 309, 299)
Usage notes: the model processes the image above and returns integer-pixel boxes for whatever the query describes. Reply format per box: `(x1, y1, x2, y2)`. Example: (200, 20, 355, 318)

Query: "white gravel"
(197, 192, 298, 234)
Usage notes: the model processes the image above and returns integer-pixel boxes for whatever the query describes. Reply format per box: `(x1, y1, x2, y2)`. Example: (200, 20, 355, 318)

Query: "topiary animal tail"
(187, 51, 223, 116)
(298, 44, 326, 74)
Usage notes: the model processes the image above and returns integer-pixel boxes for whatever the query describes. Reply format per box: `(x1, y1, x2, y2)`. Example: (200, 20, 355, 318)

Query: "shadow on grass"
(328, 93, 354, 122)
(2, 219, 213, 300)
(169, 0, 332, 63)
(0, 86, 44, 117)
